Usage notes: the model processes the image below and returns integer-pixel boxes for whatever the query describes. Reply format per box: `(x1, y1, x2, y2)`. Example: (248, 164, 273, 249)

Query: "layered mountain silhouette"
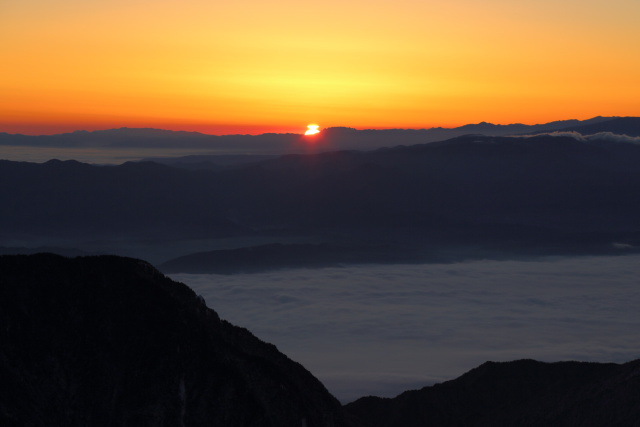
(1, 116, 636, 154)
(549, 117, 640, 137)
(0, 128, 304, 153)
(1, 254, 638, 426)
(2, 133, 640, 269)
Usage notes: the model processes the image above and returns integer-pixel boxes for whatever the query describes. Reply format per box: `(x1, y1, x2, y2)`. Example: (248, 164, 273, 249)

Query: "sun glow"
(1, 0, 639, 134)
(305, 124, 320, 135)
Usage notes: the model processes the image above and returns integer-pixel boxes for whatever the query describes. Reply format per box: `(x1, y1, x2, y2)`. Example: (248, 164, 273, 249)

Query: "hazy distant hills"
(159, 133, 640, 272)
(2, 132, 640, 269)
(1, 116, 637, 155)
(451, 115, 614, 134)
(549, 116, 640, 136)
(0, 159, 245, 240)
(0, 127, 304, 153)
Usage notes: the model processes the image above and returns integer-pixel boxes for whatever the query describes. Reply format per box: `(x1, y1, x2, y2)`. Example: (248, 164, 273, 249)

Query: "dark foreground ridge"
(2, 254, 639, 426)
(0, 254, 348, 427)
(345, 359, 640, 427)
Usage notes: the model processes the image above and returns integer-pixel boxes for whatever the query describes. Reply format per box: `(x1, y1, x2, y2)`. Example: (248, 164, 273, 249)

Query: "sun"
(304, 124, 320, 135)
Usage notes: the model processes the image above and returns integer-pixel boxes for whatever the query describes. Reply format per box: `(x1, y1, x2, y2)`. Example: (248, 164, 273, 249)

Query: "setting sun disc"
(305, 124, 320, 135)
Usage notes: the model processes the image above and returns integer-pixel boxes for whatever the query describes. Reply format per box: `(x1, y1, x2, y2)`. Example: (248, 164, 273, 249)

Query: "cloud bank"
(517, 131, 640, 144)
(171, 254, 640, 403)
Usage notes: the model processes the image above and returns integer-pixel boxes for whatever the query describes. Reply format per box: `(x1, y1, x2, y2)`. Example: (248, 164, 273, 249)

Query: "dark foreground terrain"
(345, 359, 640, 427)
(0, 254, 347, 427)
(1, 254, 639, 426)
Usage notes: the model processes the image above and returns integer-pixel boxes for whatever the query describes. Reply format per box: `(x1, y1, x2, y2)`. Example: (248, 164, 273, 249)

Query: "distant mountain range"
(2, 254, 639, 426)
(1, 116, 638, 155)
(2, 132, 640, 269)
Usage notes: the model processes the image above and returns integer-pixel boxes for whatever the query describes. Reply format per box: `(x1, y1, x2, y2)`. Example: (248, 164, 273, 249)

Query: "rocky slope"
(0, 254, 349, 427)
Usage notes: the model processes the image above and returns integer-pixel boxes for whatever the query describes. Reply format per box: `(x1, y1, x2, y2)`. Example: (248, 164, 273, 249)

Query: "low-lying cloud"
(517, 131, 640, 144)
(171, 254, 640, 403)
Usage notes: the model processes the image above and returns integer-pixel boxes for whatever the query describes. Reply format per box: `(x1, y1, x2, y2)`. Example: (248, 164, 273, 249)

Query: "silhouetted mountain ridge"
(0, 253, 348, 426)
(345, 359, 640, 426)
(2, 134, 640, 265)
(551, 116, 640, 136)
(1, 116, 635, 154)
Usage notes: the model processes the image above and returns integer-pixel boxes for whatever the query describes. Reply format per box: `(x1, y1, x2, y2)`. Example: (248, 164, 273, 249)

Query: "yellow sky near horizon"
(1, 0, 639, 134)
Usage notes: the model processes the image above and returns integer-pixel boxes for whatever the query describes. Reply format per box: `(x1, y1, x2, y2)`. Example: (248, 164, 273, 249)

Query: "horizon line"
(0, 115, 628, 137)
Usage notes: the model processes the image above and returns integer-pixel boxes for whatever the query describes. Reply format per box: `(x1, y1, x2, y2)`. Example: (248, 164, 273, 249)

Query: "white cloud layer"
(517, 131, 640, 144)
(171, 254, 640, 403)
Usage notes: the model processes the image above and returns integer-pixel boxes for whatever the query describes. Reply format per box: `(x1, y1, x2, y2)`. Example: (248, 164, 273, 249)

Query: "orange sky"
(1, 0, 639, 135)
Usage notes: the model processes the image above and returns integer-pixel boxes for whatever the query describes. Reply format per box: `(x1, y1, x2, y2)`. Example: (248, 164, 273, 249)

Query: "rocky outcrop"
(0, 254, 349, 427)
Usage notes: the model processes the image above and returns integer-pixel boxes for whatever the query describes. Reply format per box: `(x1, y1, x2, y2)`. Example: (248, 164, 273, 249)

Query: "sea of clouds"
(171, 254, 640, 403)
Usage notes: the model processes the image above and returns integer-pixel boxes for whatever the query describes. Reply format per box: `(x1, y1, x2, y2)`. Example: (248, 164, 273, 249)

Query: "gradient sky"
(2, 0, 639, 135)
